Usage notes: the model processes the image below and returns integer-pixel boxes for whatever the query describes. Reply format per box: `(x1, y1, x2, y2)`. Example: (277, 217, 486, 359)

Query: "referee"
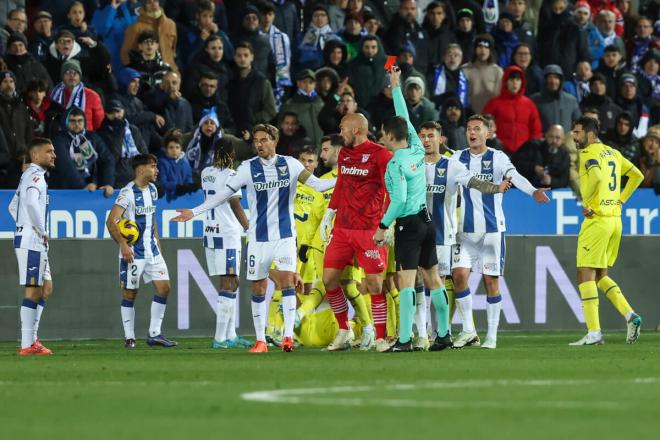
(373, 66, 444, 352)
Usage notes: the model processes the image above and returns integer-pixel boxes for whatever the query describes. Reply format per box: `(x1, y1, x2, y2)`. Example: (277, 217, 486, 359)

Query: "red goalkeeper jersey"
(329, 140, 392, 230)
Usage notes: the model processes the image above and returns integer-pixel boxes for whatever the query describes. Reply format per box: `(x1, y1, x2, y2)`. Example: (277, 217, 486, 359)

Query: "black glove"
(298, 244, 310, 263)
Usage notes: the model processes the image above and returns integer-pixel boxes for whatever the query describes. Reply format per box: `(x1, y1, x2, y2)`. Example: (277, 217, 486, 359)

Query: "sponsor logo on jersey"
(341, 166, 369, 176)
(205, 225, 221, 233)
(600, 199, 622, 206)
(202, 175, 216, 183)
(295, 193, 314, 202)
(253, 173, 263, 178)
(436, 168, 446, 177)
(254, 179, 290, 191)
(410, 163, 417, 172)
(276, 256, 293, 266)
(427, 184, 446, 193)
(278, 166, 289, 175)
(364, 249, 380, 260)
(482, 160, 492, 170)
(474, 173, 493, 182)
(135, 205, 156, 216)
(483, 263, 498, 272)
(362, 154, 370, 163)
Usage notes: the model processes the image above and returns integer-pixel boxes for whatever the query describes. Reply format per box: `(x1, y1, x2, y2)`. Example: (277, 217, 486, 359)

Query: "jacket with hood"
(4, 51, 53, 93)
(603, 112, 641, 165)
(91, 1, 138, 73)
(322, 39, 349, 79)
(491, 23, 519, 68)
(531, 64, 581, 132)
(157, 149, 193, 202)
(97, 114, 148, 188)
(120, 8, 178, 72)
(404, 77, 440, 131)
(280, 91, 324, 147)
(50, 108, 115, 189)
(580, 92, 622, 135)
(347, 38, 387, 109)
(483, 65, 543, 154)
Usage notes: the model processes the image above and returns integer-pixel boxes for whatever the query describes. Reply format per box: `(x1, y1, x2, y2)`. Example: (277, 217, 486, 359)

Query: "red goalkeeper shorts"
(324, 227, 387, 274)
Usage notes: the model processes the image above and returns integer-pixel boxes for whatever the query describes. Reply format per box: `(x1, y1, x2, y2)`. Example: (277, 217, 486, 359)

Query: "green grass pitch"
(1, 332, 658, 440)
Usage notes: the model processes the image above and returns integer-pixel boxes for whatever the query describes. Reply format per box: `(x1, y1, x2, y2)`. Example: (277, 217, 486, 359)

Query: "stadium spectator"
(365, 76, 395, 134)
(319, 91, 368, 135)
(596, 10, 626, 59)
(464, 34, 503, 114)
(59, 1, 98, 41)
(428, 43, 468, 111)
(403, 76, 439, 131)
(491, 12, 519, 68)
(340, 14, 365, 61)
(563, 60, 594, 103)
(276, 112, 307, 156)
(385, 0, 431, 74)
(97, 99, 148, 188)
(50, 59, 104, 131)
(627, 16, 658, 73)
(177, 0, 228, 70)
(273, 0, 300, 46)
(0, 1, 23, 29)
(363, 10, 384, 37)
(539, 125, 570, 188)
(536, 0, 591, 81)
(510, 43, 543, 96)
(143, 71, 194, 134)
(328, 0, 347, 33)
(439, 97, 468, 150)
(91, 0, 138, 73)
(511, 138, 544, 186)
(396, 41, 425, 82)
(234, 4, 274, 83)
(280, 69, 324, 147)
(507, 0, 535, 48)
(50, 107, 115, 193)
(157, 132, 194, 201)
(227, 42, 276, 134)
(259, 0, 292, 110)
(315, 67, 341, 108)
(617, 0, 637, 42)
(615, 73, 649, 135)
(113, 67, 162, 152)
(635, 49, 659, 104)
(531, 64, 581, 133)
(580, 72, 622, 134)
(24, 79, 64, 138)
(126, 29, 173, 91)
(121, 0, 178, 72)
(483, 112, 505, 150)
(347, 35, 386, 111)
(455, 8, 476, 63)
(188, 71, 235, 133)
(639, 132, 660, 190)
(4, 32, 52, 93)
(586, 0, 625, 37)
(604, 111, 641, 164)
(0, 70, 32, 187)
(322, 39, 349, 79)
(184, 108, 221, 183)
(0, 7, 26, 50)
(28, 10, 54, 63)
(422, 1, 456, 70)
(573, 1, 605, 70)
(182, 35, 231, 102)
(483, 65, 543, 155)
(297, 3, 339, 71)
(596, 45, 627, 99)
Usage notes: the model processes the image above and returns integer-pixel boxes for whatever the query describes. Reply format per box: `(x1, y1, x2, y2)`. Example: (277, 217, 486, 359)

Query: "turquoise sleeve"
(392, 86, 424, 153)
(381, 159, 407, 227)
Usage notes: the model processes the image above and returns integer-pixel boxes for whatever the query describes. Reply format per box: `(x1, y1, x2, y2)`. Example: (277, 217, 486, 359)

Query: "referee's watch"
(378, 222, 389, 231)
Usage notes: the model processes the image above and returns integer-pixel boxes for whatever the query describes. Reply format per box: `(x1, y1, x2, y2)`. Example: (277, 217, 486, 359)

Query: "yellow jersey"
(578, 142, 639, 217)
(294, 183, 320, 248)
(300, 169, 336, 250)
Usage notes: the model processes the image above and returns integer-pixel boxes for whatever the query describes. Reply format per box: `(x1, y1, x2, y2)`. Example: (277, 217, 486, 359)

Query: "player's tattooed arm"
(467, 176, 511, 194)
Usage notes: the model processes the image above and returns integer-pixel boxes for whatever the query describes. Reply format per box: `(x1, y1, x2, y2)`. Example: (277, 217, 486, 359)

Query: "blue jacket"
(91, 3, 138, 73)
(158, 152, 193, 202)
(584, 22, 605, 70)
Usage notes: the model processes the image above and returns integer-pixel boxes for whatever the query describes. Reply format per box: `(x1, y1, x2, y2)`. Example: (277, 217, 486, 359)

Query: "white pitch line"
(241, 377, 660, 411)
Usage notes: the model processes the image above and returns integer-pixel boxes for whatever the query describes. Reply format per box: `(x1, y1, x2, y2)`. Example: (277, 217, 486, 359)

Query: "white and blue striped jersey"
(426, 157, 474, 245)
(201, 166, 242, 249)
(9, 164, 49, 252)
(226, 155, 305, 243)
(115, 181, 160, 260)
(453, 148, 515, 233)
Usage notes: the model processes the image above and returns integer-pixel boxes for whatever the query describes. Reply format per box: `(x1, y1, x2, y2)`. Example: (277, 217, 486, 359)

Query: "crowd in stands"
(0, 0, 658, 195)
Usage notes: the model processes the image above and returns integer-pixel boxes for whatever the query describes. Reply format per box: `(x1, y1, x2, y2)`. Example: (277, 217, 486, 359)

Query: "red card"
(383, 55, 396, 71)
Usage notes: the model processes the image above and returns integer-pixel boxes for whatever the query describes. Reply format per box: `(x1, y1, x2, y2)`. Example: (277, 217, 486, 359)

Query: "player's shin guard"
(327, 286, 349, 330)
(34, 299, 46, 341)
(20, 298, 37, 349)
(266, 289, 283, 337)
(149, 295, 167, 337)
(251, 295, 267, 342)
(431, 287, 450, 336)
(121, 299, 136, 340)
(281, 288, 297, 338)
(399, 287, 416, 344)
(414, 286, 427, 338)
(597, 276, 634, 319)
(578, 281, 601, 333)
(454, 289, 475, 333)
(371, 293, 387, 339)
(344, 282, 371, 327)
(215, 291, 236, 342)
(486, 294, 502, 342)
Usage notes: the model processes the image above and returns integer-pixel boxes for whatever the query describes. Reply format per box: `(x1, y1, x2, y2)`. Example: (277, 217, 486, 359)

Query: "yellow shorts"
(576, 216, 622, 268)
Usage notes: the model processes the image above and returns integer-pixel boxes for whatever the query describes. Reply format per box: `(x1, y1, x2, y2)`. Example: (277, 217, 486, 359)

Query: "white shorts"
(452, 232, 505, 276)
(205, 247, 241, 277)
(15, 248, 50, 286)
(435, 245, 452, 276)
(119, 254, 170, 290)
(246, 237, 297, 281)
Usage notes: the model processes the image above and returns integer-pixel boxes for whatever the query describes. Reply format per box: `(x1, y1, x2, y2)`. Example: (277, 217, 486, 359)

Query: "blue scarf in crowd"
(67, 130, 98, 177)
(432, 65, 468, 109)
(51, 82, 86, 110)
(186, 108, 221, 171)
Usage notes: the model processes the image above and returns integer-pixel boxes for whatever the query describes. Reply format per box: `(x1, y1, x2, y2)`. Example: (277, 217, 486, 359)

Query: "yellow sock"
(344, 283, 372, 326)
(445, 278, 456, 321)
(597, 276, 633, 319)
(266, 289, 283, 336)
(578, 281, 600, 332)
(392, 287, 400, 333)
(386, 287, 400, 337)
(362, 292, 373, 322)
(299, 283, 325, 316)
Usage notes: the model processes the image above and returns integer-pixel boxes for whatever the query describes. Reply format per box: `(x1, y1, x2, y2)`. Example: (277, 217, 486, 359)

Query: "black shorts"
(394, 208, 438, 271)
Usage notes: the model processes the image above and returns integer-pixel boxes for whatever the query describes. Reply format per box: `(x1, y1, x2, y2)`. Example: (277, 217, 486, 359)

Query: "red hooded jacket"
(483, 65, 542, 155)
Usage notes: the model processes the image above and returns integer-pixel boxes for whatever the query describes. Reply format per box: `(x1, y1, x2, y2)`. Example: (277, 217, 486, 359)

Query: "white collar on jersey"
(258, 154, 279, 167)
(29, 163, 47, 173)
